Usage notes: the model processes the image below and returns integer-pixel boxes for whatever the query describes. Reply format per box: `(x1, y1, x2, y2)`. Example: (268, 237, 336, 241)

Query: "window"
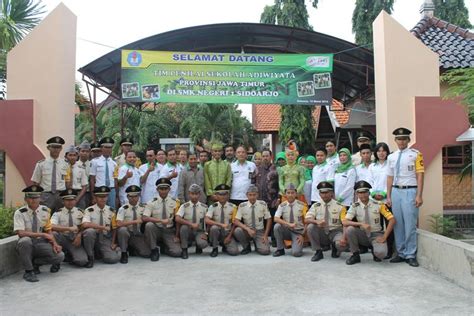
(442, 145, 470, 169)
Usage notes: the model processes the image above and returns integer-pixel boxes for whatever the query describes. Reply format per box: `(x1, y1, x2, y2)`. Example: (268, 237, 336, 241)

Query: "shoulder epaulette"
(280, 201, 289, 206)
(109, 207, 115, 212)
(240, 202, 247, 207)
(296, 200, 305, 206)
(153, 197, 158, 201)
(123, 205, 129, 209)
(258, 200, 267, 206)
(139, 203, 146, 207)
(199, 202, 208, 208)
(41, 206, 50, 212)
(183, 202, 190, 208)
(19, 207, 27, 213)
(88, 207, 94, 212)
(228, 202, 236, 208)
(77, 208, 83, 212)
(212, 202, 218, 207)
(335, 201, 343, 206)
(37, 159, 45, 163)
(409, 148, 419, 153)
(353, 202, 360, 207)
(314, 202, 321, 207)
(169, 197, 177, 201)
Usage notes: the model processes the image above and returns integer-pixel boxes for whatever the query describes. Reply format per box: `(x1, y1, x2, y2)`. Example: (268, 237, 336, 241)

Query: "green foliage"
(260, 0, 318, 30)
(433, 0, 472, 29)
(0, 205, 15, 239)
(441, 68, 474, 124)
(429, 213, 460, 239)
(352, 0, 394, 46)
(279, 105, 315, 153)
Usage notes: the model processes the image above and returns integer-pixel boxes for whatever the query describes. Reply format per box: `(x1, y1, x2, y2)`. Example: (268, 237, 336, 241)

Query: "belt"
(392, 185, 417, 189)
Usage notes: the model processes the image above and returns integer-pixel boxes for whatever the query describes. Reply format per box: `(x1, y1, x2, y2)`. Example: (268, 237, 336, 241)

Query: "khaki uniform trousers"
(346, 226, 387, 259)
(233, 227, 270, 255)
(53, 232, 88, 266)
(82, 228, 120, 263)
(144, 222, 181, 257)
(179, 225, 208, 250)
(307, 224, 344, 251)
(117, 227, 151, 257)
(273, 223, 304, 257)
(16, 237, 65, 271)
(209, 225, 239, 255)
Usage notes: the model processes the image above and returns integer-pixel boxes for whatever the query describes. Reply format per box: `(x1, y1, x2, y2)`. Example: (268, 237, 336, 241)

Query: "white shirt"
(31, 157, 69, 191)
(70, 162, 88, 190)
(334, 167, 356, 206)
(355, 163, 371, 182)
(159, 162, 183, 199)
(311, 162, 335, 202)
(90, 155, 117, 188)
(387, 148, 424, 186)
(326, 153, 339, 172)
(118, 164, 141, 205)
(369, 160, 389, 196)
(139, 162, 162, 204)
(230, 160, 256, 200)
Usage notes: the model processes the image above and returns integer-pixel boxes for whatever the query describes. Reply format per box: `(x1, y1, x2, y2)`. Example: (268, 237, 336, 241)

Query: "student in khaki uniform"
(175, 184, 209, 259)
(305, 181, 347, 262)
(64, 145, 88, 209)
(233, 185, 272, 255)
(272, 183, 307, 258)
(82, 186, 121, 267)
(142, 178, 182, 261)
(51, 189, 88, 267)
(14, 185, 64, 282)
(205, 184, 239, 257)
(342, 180, 396, 265)
(31, 136, 70, 212)
(116, 185, 151, 264)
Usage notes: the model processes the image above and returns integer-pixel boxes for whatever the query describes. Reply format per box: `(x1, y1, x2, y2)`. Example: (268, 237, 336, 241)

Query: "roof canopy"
(78, 23, 374, 104)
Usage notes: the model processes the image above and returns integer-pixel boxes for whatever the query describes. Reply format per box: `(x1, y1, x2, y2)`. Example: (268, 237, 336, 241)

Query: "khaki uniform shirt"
(345, 200, 393, 233)
(13, 205, 52, 232)
(82, 204, 117, 230)
(176, 201, 208, 231)
(275, 200, 307, 232)
(69, 162, 88, 190)
(306, 199, 346, 230)
(51, 207, 84, 236)
(117, 203, 145, 232)
(31, 157, 70, 191)
(206, 201, 237, 226)
(143, 196, 180, 229)
(235, 200, 271, 230)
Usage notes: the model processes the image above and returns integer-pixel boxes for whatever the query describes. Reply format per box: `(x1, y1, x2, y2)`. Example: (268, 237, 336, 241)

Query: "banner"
(121, 50, 333, 105)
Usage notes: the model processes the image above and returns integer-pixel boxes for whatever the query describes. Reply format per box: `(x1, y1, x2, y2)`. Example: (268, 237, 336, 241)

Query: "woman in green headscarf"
(334, 148, 356, 207)
(275, 151, 286, 168)
(303, 155, 316, 203)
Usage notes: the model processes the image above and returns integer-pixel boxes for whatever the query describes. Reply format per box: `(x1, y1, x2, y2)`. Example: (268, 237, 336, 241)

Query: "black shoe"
(373, 256, 382, 262)
(33, 265, 41, 275)
(222, 245, 227, 254)
(311, 250, 324, 262)
(63, 252, 73, 263)
(210, 247, 218, 257)
(331, 242, 339, 258)
(389, 255, 406, 263)
(271, 239, 277, 248)
(406, 258, 419, 267)
(150, 248, 160, 262)
(181, 248, 188, 259)
(272, 249, 285, 257)
(346, 252, 361, 265)
(241, 245, 251, 255)
(128, 248, 137, 257)
(120, 252, 128, 264)
(196, 247, 203, 254)
(322, 245, 330, 252)
(23, 271, 38, 282)
(360, 245, 369, 254)
(85, 256, 94, 268)
(50, 264, 60, 273)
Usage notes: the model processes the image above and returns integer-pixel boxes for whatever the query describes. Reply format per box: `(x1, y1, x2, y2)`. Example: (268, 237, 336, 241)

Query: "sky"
(40, 0, 474, 119)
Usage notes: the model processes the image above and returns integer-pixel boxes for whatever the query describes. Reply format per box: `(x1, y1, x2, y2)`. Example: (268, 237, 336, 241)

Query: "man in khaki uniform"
(116, 185, 151, 264)
(205, 184, 239, 257)
(306, 181, 347, 262)
(143, 178, 182, 261)
(175, 184, 209, 259)
(342, 180, 396, 265)
(82, 186, 121, 267)
(31, 136, 70, 212)
(272, 183, 307, 258)
(65, 145, 88, 209)
(14, 185, 64, 282)
(51, 189, 88, 267)
(233, 185, 272, 255)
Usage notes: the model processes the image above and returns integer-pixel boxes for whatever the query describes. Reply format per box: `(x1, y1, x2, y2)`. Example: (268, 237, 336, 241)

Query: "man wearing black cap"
(116, 185, 150, 264)
(205, 184, 239, 257)
(175, 184, 209, 259)
(386, 127, 424, 267)
(306, 181, 347, 262)
(352, 131, 373, 166)
(51, 189, 88, 267)
(114, 137, 142, 168)
(31, 136, 70, 212)
(14, 185, 64, 282)
(82, 186, 121, 267)
(90, 137, 118, 209)
(142, 178, 182, 260)
(355, 143, 373, 182)
(90, 141, 102, 159)
(342, 180, 396, 265)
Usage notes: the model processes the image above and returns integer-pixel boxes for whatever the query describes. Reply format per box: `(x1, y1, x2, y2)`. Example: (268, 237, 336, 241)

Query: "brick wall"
(443, 173, 472, 209)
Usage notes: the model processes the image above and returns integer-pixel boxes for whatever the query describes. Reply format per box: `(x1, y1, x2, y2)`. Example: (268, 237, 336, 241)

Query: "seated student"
(233, 185, 272, 255)
(341, 180, 396, 265)
(142, 178, 182, 261)
(272, 183, 307, 258)
(14, 185, 64, 282)
(311, 147, 335, 204)
(205, 184, 239, 257)
(51, 189, 88, 267)
(175, 184, 209, 259)
(116, 185, 151, 264)
(82, 186, 121, 267)
(305, 181, 347, 262)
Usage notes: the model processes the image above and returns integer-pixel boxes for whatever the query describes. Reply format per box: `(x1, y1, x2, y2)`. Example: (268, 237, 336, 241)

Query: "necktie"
(68, 209, 74, 239)
(132, 206, 139, 234)
(105, 158, 110, 187)
(192, 204, 197, 224)
(70, 165, 74, 188)
(161, 199, 167, 223)
(51, 160, 57, 193)
(32, 210, 38, 233)
(364, 204, 371, 237)
(289, 203, 295, 223)
(99, 210, 104, 241)
(251, 204, 256, 229)
(324, 203, 330, 233)
(220, 204, 225, 224)
(394, 151, 403, 185)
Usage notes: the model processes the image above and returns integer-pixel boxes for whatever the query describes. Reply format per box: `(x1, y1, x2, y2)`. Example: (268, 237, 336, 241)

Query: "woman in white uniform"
(368, 142, 390, 203)
(334, 148, 356, 208)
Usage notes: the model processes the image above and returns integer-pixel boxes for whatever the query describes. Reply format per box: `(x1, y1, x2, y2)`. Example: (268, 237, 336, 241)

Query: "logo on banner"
(306, 56, 330, 68)
(127, 51, 142, 66)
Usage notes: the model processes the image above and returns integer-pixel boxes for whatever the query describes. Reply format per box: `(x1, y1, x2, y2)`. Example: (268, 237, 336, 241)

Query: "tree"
(0, 0, 45, 99)
(352, 0, 394, 46)
(433, 0, 472, 29)
(260, 0, 319, 154)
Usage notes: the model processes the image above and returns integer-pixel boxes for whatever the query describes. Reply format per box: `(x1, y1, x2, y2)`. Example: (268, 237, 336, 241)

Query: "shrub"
(428, 213, 461, 239)
(0, 205, 15, 239)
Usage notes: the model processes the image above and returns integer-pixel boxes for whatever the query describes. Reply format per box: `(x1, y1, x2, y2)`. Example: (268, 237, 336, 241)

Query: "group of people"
(14, 127, 424, 282)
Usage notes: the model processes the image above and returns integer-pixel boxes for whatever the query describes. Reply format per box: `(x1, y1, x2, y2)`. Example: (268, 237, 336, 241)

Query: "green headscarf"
(304, 155, 316, 180)
(275, 151, 286, 163)
(335, 148, 353, 173)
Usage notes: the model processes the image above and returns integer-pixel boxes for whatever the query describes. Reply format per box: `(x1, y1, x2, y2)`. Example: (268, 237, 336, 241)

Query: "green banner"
(121, 50, 333, 105)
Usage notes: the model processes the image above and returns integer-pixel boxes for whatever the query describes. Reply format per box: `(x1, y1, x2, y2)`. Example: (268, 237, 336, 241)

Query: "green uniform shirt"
(278, 163, 305, 194)
(204, 159, 232, 196)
